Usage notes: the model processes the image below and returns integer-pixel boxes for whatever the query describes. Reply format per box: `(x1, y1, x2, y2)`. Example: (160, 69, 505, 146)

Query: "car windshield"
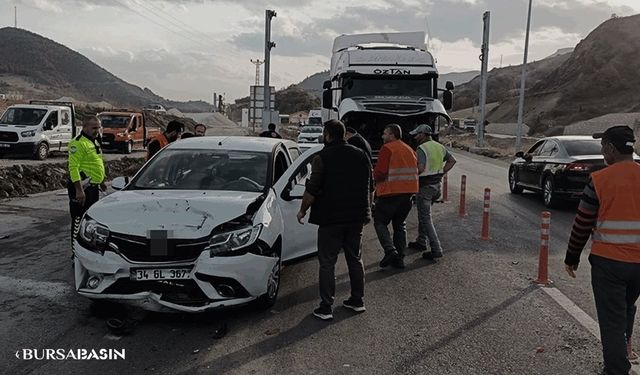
(342, 76, 433, 98)
(0, 108, 48, 126)
(99, 115, 130, 128)
(131, 149, 270, 192)
(301, 126, 323, 133)
(308, 117, 323, 125)
(562, 140, 603, 156)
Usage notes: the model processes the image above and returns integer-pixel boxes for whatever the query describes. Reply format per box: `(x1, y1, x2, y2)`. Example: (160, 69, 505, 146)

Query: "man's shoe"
(391, 257, 405, 269)
(313, 306, 333, 321)
(343, 298, 366, 313)
(422, 251, 443, 261)
(408, 241, 427, 251)
(379, 251, 398, 268)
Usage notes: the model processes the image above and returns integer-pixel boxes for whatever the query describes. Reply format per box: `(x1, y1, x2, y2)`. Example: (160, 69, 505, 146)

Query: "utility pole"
(516, 0, 533, 151)
(477, 11, 491, 148)
(14, 6, 17, 28)
(262, 9, 276, 130)
(250, 59, 264, 87)
(213, 92, 217, 112)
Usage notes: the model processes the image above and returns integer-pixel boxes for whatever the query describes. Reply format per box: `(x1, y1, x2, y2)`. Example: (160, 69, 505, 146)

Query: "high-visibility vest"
(376, 140, 419, 197)
(146, 133, 169, 160)
(591, 160, 640, 263)
(418, 140, 446, 177)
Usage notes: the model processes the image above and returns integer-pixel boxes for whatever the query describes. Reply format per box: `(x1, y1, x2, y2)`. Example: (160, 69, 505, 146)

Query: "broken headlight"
(78, 216, 110, 252)
(207, 224, 262, 256)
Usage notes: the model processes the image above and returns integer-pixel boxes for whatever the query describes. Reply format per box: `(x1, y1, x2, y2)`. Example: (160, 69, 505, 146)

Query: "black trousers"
(373, 194, 414, 257)
(590, 254, 640, 375)
(68, 180, 100, 246)
(317, 223, 365, 308)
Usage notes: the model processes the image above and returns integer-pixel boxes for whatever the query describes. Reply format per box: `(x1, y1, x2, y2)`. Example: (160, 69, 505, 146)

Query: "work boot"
(379, 251, 399, 268)
(408, 241, 427, 251)
(422, 251, 443, 261)
(391, 257, 405, 269)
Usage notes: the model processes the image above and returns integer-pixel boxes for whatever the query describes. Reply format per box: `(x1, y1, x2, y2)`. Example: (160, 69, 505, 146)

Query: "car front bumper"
(0, 141, 38, 155)
(73, 242, 278, 313)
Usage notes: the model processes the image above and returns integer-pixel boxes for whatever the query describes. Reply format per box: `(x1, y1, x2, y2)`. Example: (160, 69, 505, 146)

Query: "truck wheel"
(34, 143, 49, 160)
(123, 141, 133, 154)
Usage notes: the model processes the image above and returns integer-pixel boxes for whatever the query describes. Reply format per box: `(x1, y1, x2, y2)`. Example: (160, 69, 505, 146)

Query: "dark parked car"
(508, 136, 639, 208)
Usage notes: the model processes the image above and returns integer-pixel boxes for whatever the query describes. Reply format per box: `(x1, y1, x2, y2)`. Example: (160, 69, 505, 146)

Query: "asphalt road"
(1, 150, 637, 375)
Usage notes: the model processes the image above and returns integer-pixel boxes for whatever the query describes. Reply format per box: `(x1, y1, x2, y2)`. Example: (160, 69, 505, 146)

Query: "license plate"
(0, 144, 9, 148)
(130, 268, 191, 281)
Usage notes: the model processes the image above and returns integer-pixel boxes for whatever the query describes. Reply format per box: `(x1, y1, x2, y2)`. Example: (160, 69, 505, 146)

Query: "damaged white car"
(73, 136, 321, 312)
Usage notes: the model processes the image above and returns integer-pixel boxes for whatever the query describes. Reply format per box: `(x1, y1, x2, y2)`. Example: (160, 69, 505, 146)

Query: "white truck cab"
(322, 32, 453, 157)
(0, 101, 77, 160)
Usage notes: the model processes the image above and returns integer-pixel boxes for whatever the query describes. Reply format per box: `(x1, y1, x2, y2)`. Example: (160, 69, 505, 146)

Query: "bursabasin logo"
(15, 349, 126, 361)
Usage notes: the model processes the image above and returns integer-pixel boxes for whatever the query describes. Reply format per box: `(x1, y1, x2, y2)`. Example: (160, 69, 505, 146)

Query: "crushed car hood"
(87, 190, 263, 238)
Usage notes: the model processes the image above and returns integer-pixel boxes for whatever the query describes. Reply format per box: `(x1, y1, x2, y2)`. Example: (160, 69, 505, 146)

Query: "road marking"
(0, 275, 74, 307)
(542, 286, 640, 375)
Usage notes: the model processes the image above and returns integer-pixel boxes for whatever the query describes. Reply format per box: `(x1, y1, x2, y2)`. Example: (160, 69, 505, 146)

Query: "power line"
(132, 0, 213, 45)
(112, 0, 211, 49)
(137, 0, 213, 42)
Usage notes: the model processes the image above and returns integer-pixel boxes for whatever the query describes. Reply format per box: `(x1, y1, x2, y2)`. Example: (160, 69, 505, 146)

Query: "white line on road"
(542, 286, 640, 375)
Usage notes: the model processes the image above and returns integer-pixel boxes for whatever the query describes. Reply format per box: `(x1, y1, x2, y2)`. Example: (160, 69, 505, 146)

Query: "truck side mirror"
(322, 80, 331, 90)
(443, 90, 453, 111)
(322, 90, 332, 110)
(445, 81, 455, 91)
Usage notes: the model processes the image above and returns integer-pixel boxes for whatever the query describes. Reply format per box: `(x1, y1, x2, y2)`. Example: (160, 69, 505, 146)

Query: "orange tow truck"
(97, 110, 160, 154)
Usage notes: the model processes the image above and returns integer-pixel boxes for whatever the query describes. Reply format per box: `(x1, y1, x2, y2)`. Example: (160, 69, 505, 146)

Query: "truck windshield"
(132, 149, 270, 192)
(342, 77, 433, 98)
(99, 115, 131, 128)
(0, 108, 48, 126)
(308, 118, 322, 125)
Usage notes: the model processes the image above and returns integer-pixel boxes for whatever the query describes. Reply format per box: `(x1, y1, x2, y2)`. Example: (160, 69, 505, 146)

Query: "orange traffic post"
(480, 188, 491, 240)
(535, 211, 552, 285)
(458, 175, 467, 217)
(442, 174, 449, 202)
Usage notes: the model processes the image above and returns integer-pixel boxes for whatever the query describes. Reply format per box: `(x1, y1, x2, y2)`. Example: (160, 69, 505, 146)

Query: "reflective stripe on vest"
(418, 140, 446, 177)
(590, 161, 640, 263)
(376, 140, 419, 197)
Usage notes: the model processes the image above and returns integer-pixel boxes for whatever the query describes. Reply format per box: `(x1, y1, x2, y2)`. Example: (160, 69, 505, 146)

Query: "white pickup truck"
(0, 100, 77, 160)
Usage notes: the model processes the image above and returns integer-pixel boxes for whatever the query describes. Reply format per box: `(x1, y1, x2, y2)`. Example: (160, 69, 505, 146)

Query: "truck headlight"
(116, 132, 126, 137)
(78, 217, 110, 250)
(207, 224, 262, 256)
(21, 130, 36, 137)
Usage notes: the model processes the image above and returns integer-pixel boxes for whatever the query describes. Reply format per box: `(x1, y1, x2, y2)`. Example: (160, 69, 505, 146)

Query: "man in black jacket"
(345, 127, 373, 162)
(297, 120, 374, 321)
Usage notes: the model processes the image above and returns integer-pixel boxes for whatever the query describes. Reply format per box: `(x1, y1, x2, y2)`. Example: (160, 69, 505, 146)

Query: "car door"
(58, 109, 73, 151)
(535, 140, 560, 186)
(42, 110, 61, 150)
(520, 140, 545, 186)
(272, 146, 322, 261)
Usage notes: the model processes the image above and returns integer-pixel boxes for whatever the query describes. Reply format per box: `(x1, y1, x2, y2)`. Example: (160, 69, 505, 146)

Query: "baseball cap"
(409, 124, 433, 135)
(593, 125, 636, 152)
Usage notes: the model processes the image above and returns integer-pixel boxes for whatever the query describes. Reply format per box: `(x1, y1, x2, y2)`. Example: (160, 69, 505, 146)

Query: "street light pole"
(263, 9, 276, 131)
(516, 0, 533, 151)
(477, 11, 490, 148)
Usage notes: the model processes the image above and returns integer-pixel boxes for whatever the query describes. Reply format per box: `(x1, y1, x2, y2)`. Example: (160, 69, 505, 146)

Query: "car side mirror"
(111, 176, 129, 190)
(515, 151, 524, 158)
(282, 183, 305, 201)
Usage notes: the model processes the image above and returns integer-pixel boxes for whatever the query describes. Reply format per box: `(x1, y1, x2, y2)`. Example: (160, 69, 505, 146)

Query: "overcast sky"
(2, 0, 638, 102)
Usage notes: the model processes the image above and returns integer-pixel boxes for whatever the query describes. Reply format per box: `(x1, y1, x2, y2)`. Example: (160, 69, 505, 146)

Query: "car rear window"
(562, 140, 602, 156)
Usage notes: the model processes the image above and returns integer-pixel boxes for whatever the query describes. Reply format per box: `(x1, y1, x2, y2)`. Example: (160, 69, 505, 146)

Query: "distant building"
(289, 111, 308, 125)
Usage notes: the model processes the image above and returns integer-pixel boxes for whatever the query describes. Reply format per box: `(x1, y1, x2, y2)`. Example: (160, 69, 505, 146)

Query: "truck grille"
(109, 233, 209, 262)
(363, 103, 425, 114)
(0, 131, 18, 142)
(101, 133, 115, 143)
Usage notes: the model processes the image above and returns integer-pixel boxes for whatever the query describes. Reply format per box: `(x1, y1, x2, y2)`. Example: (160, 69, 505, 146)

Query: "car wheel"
(34, 142, 49, 160)
(254, 256, 281, 310)
(543, 176, 558, 208)
(123, 141, 133, 154)
(509, 167, 524, 194)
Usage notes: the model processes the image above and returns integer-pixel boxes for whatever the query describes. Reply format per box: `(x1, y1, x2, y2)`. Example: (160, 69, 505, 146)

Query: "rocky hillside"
(457, 14, 640, 133)
(0, 27, 210, 112)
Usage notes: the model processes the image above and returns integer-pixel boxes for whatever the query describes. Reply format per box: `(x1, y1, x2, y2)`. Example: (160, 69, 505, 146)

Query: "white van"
(0, 101, 76, 160)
